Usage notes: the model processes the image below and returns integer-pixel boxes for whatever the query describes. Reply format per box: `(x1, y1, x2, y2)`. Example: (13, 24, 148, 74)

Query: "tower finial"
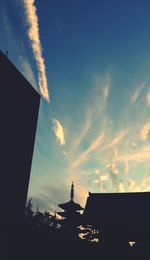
(70, 181, 74, 200)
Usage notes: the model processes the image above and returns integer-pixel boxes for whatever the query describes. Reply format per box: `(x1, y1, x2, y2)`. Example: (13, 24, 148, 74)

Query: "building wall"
(0, 51, 40, 228)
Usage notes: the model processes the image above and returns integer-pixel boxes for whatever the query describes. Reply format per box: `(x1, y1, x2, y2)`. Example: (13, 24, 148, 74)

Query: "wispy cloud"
(102, 82, 110, 101)
(107, 129, 127, 148)
(114, 150, 150, 163)
(130, 82, 146, 103)
(23, 0, 50, 101)
(128, 176, 150, 192)
(70, 133, 105, 169)
(116, 181, 125, 192)
(71, 114, 92, 151)
(108, 162, 119, 174)
(140, 123, 150, 141)
(93, 175, 109, 192)
(99, 175, 109, 181)
(70, 75, 111, 153)
(52, 119, 66, 146)
(124, 159, 129, 174)
(0, 6, 37, 90)
(128, 179, 139, 192)
(99, 175, 109, 193)
(94, 75, 111, 113)
(19, 55, 37, 89)
(146, 91, 150, 106)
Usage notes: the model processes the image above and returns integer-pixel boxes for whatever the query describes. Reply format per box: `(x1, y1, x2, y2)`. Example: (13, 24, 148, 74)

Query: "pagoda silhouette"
(57, 182, 83, 225)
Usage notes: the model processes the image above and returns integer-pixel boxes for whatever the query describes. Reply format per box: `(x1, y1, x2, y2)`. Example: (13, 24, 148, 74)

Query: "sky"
(1, 0, 150, 212)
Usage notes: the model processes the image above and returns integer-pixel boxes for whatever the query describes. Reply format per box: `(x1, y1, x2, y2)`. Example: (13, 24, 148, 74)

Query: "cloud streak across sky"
(23, 0, 50, 101)
(63, 74, 150, 203)
(131, 82, 146, 103)
(71, 132, 105, 169)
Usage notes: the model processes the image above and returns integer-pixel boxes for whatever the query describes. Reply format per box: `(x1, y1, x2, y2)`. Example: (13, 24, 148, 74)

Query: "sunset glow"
(1, 1, 150, 211)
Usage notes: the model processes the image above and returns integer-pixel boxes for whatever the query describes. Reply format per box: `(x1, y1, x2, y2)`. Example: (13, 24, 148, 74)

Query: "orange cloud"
(99, 175, 109, 181)
(109, 162, 119, 174)
(108, 129, 127, 148)
(115, 150, 150, 163)
(142, 145, 150, 151)
(128, 176, 150, 192)
(140, 123, 150, 141)
(116, 182, 125, 192)
(146, 92, 150, 105)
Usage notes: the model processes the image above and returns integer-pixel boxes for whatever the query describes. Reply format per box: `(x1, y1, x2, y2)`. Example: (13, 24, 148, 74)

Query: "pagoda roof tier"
(57, 210, 82, 218)
(57, 211, 67, 218)
(58, 199, 83, 211)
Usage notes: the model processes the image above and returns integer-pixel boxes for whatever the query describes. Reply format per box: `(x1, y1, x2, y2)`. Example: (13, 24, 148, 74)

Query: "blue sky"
(1, 0, 150, 211)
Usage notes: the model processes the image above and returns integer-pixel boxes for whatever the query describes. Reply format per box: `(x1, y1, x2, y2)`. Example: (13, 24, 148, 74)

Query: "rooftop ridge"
(89, 191, 150, 196)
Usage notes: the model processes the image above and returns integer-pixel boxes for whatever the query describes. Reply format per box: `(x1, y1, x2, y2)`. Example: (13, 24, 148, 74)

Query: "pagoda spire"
(57, 182, 84, 221)
(70, 182, 74, 201)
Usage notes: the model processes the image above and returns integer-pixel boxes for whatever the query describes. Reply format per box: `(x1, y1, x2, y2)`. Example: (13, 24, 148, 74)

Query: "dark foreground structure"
(23, 190, 150, 260)
(0, 51, 40, 258)
(83, 192, 150, 255)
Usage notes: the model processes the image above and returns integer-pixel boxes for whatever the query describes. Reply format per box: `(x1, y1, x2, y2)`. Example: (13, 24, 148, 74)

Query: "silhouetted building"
(83, 192, 150, 246)
(0, 50, 40, 257)
(57, 182, 83, 224)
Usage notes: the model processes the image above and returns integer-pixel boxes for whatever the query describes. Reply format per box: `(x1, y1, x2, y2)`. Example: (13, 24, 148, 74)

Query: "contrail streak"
(23, 0, 50, 101)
